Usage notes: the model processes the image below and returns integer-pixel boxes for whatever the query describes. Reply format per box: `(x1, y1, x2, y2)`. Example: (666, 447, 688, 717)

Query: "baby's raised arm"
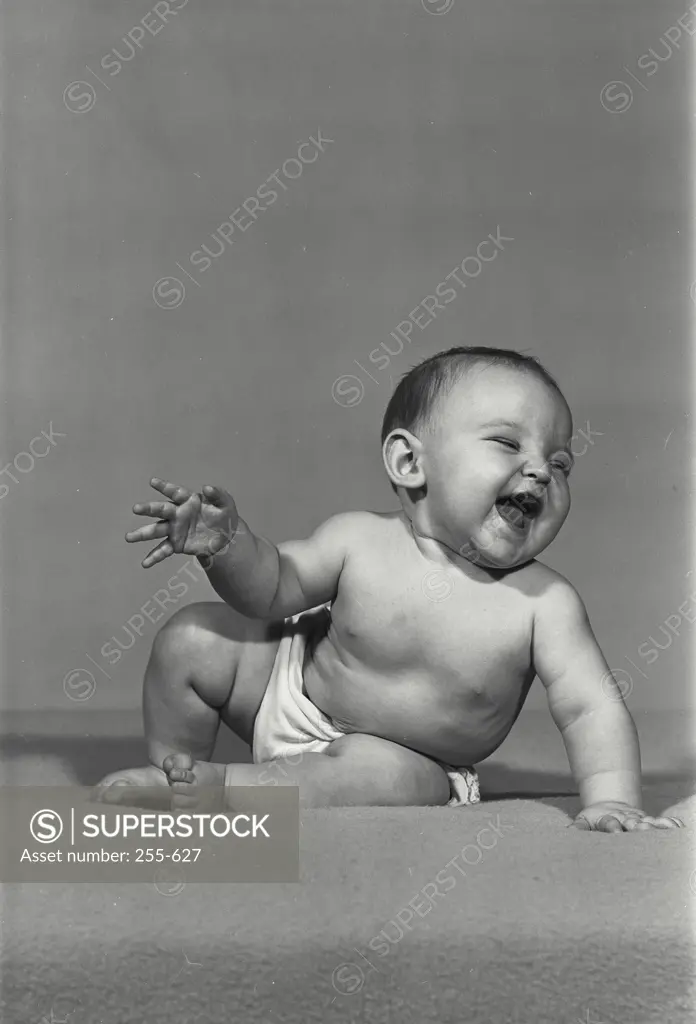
(532, 575, 683, 832)
(125, 477, 357, 620)
(206, 511, 356, 619)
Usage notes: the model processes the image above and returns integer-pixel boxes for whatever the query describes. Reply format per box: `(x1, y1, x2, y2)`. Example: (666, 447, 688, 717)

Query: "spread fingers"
(132, 501, 177, 520)
(125, 521, 170, 543)
(149, 478, 192, 504)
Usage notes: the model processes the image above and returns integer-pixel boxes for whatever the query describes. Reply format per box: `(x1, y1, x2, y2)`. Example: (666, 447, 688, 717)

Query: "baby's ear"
(382, 429, 426, 491)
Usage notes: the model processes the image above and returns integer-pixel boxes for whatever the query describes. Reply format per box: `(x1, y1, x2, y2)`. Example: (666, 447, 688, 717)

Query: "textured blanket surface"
(1, 712, 694, 1024)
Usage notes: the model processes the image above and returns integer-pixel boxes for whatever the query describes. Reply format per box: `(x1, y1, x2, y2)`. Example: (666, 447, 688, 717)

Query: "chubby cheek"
(455, 465, 502, 513)
(435, 465, 489, 518)
(556, 480, 571, 516)
(543, 488, 571, 534)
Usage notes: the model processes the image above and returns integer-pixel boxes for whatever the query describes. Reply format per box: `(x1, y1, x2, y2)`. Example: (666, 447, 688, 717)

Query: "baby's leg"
(143, 602, 284, 765)
(166, 733, 452, 809)
(94, 602, 283, 804)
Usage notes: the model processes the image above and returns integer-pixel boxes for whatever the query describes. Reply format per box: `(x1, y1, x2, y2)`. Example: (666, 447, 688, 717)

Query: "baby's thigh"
(327, 733, 451, 806)
(160, 602, 283, 747)
(216, 610, 286, 746)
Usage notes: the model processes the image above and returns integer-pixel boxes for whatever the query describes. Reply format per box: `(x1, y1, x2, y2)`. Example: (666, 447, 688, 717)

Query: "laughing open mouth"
(495, 492, 544, 530)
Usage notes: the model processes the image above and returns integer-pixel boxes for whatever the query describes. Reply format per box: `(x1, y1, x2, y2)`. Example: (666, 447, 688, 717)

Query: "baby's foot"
(92, 765, 171, 808)
(162, 753, 227, 811)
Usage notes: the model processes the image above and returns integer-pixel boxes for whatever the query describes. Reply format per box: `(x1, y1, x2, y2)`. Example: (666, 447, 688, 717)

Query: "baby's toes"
(170, 780, 200, 811)
(163, 752, 196, 785)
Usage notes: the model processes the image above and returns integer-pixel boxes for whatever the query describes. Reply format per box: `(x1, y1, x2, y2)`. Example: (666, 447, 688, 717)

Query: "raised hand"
(126, 478, 239, 568)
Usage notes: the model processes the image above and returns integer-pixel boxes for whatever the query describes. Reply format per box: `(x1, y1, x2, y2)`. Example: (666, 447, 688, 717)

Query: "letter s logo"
(30, 809, 64, 843)
(63, 81, 97, 114)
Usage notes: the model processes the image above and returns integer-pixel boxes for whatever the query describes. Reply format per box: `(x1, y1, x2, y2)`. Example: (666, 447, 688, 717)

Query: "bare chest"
(331, 556, 533, 684)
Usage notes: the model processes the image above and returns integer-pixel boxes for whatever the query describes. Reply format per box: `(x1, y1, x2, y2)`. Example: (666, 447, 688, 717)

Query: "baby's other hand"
(571, 802, 684, 832)
(126, 478, 239, 567)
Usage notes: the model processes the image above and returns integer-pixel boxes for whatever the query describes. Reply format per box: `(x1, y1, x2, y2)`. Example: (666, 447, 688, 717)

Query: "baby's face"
(422, 365, 573, 569)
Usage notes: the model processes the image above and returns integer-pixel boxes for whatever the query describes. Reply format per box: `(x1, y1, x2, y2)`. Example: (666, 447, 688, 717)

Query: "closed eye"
(489, 437, 519, 451)
(549, 454, 573, 476)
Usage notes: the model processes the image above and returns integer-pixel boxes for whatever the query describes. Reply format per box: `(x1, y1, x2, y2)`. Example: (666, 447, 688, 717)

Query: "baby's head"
(381, 347, 574, 570)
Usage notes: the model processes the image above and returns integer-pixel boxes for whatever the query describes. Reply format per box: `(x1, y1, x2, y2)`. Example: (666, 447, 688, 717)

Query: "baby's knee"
(151, 603, 226, 662)
(393, 751, 450, 806)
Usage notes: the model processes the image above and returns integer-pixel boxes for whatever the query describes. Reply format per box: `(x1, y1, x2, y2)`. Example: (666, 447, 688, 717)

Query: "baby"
(95, 346, 683, 832)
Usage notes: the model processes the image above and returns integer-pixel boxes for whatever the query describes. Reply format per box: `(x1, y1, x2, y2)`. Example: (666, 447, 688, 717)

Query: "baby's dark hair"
(381, 346, 566, 491)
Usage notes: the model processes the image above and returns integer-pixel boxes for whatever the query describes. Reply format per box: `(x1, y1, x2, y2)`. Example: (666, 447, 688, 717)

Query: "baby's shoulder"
(508, 562, 589, 634)
(317, 509, 402, 547)
(507, 559, 580, 605)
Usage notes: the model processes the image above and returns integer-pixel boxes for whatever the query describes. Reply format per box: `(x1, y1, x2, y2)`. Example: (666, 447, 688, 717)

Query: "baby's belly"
(304, 637, 533, 766)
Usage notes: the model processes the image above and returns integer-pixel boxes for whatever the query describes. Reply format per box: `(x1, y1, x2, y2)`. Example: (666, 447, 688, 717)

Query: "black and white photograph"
(1, 1, 693, 1021)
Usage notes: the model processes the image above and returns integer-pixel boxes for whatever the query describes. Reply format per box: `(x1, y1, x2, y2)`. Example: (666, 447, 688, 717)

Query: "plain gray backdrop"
(1, 0, 692, 712)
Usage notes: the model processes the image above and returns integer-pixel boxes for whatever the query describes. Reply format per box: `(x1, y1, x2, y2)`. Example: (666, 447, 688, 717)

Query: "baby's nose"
(522, 460, 551, 484)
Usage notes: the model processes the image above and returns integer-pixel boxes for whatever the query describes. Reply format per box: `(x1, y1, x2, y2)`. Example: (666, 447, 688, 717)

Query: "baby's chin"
(463, 546, 531, 571)
(460, 525, 550, 570)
